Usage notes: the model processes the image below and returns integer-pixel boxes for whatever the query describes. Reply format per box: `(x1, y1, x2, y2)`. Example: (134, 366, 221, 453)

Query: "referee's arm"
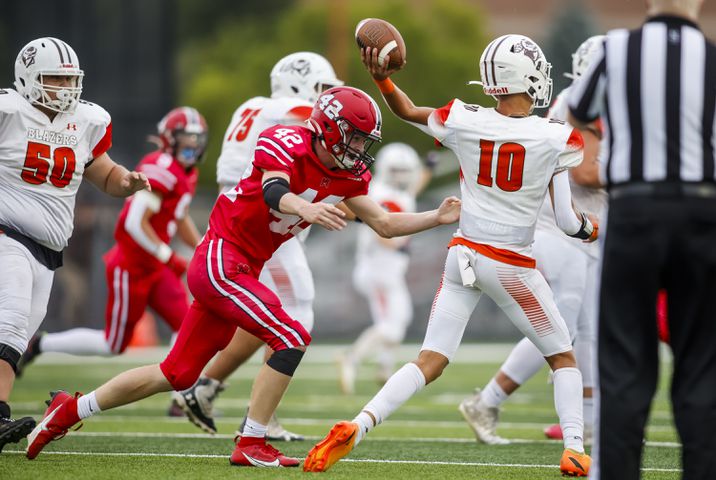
(567, 42, 607, 130)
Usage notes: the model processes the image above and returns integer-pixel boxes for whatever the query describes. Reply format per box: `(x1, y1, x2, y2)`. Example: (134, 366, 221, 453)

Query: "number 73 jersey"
(427, 99, 583, 254)
(0, 88, 112, 251)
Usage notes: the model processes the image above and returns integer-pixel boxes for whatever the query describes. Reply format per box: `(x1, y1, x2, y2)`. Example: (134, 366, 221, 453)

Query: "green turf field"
(4, 345, 680, 479)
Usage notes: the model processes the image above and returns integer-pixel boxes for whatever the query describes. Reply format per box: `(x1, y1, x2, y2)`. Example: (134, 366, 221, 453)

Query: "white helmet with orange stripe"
(270, 52, 344, 104)
(374, 143, 422, 192)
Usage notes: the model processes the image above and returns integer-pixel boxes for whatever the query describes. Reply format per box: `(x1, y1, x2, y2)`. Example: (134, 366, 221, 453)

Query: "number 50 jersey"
(0, 88, 111, 251)
(427, 99, 583, 255)
(209, 124, 370, 267)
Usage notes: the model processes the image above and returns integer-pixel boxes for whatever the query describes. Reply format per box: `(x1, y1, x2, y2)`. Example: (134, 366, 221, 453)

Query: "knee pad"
(0, 343, 21, 373)
(266, 348, 304, 377)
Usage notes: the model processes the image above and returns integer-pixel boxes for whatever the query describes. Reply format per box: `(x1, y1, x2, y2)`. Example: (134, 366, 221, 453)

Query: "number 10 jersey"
(427, 99, 583, 256)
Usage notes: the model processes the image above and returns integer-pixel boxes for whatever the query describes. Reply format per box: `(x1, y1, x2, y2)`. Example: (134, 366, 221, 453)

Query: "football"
(355, 18, 406, 69)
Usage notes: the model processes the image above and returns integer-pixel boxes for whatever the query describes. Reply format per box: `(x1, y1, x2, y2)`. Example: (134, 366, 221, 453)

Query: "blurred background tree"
(179, 0, 490, 186)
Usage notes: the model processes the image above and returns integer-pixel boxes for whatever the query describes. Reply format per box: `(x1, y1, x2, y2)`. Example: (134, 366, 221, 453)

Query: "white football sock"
(242, 417, 267, 438)
(40, 328, 112, 356)
(355, 362, 426, 445)
(480, 378, 509, 408)
(583, 396, 594, 430)
(501, 337, 547, 385)
(553, 367, 584, 452)
(77, 391, 101, 419)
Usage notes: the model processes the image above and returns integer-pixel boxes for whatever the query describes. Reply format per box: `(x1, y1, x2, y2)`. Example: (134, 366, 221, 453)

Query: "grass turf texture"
(5, 345, 680, 479)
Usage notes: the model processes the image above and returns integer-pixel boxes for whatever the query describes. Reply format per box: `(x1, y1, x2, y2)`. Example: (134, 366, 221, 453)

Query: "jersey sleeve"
(137, 154, 177, 196)
(427, 99, 459, 150)
(556, 127, 585, 171)
(252, 128, 295, 174)
(86, 103, 113, 159)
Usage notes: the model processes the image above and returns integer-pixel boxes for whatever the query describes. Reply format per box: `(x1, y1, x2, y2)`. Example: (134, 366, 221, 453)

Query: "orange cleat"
(560, 448, 591, 477)
(303, 421, 359, 472)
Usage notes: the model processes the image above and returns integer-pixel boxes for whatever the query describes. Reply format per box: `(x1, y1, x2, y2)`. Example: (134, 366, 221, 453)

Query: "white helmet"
(565, 35, 606, 80)
(14, 37, 84, 114)
(374, 143, 422, 192)
(470, 34, 553, 109)
(270, 52, 343, 103)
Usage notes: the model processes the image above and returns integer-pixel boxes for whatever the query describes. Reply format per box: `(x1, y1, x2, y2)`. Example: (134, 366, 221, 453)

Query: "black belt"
(610, 182, 716, 200)
(0, 224, 63, 270)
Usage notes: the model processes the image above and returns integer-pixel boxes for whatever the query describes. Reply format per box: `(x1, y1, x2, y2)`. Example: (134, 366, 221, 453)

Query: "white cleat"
(337, 354, 356, 395)
(459, 388, 510, 445)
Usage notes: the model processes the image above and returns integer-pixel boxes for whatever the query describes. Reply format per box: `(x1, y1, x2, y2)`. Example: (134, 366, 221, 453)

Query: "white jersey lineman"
(423, 98, 583, 360)
(216, 95, 315, 330)
(353, 181, 416, 343)
(0, 88, 112, 355)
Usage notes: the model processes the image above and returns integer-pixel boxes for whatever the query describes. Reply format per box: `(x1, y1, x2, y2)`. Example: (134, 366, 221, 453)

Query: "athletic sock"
(242, 417, 267, 438)
(76, 391, 101, 419)
(500, 336, 547, 385)
(355, 362, 426, 445)
(480, 378, 508, 408)
(40, 329, 113, 356)
(583, 396, 594, 431)
(349, 326, 383, 365)
(553, 367, 584, 452)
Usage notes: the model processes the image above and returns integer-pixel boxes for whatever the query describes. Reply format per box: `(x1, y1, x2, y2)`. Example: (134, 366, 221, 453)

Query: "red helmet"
(157, 107, 209, 167)
(308, 86, 382, 175)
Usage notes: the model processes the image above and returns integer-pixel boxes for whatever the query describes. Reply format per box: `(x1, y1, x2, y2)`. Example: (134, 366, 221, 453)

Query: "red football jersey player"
(26, 87, 460, 468)
(18, 107, 207, 364)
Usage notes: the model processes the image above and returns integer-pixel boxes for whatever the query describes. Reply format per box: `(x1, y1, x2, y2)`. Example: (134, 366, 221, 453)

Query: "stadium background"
(2, 0, 715, 343)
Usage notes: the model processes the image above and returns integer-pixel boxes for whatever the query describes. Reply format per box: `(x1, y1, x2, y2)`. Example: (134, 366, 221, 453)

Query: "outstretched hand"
(361, 47, 403, 81)
(122, 171, 151, 195)
(298, 202, 347, 231)
(436, 196, 461, 225)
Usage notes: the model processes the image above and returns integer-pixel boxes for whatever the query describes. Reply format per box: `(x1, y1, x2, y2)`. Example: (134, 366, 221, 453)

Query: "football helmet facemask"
(157, 107, 209, 168)
(308, 86, 382, 176)
(470, 34, 553, 109)
(14, 37, 84, 114)
(270, 52, 344, 104)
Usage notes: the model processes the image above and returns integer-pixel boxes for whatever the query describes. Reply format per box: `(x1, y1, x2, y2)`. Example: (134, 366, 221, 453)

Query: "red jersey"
(209, 124, 370, 267)
(115, 151, 198, 269)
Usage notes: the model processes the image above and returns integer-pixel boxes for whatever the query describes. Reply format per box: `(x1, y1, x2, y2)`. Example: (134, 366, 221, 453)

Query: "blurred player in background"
(172, 52, 343, 441)
(25, 85, 461, 467)
(17, 107, 207, 365)
(338, 143, 436, 394)
(305, 35, 597, 477)
(459, 35, 606, 445)
(0, 37, 149, 452)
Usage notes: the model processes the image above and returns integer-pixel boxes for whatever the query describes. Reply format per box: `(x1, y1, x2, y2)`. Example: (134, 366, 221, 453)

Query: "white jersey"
(427, 99, 583, 255)
(537, 88, 608, 253)
(355, 181, 416, 264)
(0, 89, 111, 251)
(215, 95, 313, 188)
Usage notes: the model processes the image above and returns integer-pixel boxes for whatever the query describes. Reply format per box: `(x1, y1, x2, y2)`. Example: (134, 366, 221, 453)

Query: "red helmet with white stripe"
(308, 86, 382, 175)
(157, 107, 209, 167)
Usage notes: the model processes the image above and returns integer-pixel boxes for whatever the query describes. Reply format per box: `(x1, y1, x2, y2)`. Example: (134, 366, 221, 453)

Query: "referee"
(568, 0, 715, 479)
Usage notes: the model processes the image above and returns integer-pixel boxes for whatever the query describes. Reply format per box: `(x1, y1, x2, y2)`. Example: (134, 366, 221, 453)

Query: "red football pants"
(160, 236, 311, 390)
(104, 245, 188, 353)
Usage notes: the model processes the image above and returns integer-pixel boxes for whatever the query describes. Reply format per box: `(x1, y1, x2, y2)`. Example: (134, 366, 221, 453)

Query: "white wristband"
(156, 243, 172, 263)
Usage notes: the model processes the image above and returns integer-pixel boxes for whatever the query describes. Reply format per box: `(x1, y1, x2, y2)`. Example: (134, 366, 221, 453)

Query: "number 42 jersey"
(0, 88, 112, 251)
(427, 99, 583, 256)
(209, 124, 370, 268)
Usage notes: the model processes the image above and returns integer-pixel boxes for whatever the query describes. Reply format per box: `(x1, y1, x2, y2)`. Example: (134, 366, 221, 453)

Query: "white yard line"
(2, 449, 682, 473)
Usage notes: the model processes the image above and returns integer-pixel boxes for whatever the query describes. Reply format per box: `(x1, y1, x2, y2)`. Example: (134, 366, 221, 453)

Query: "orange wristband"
(374, 78, 395, 95)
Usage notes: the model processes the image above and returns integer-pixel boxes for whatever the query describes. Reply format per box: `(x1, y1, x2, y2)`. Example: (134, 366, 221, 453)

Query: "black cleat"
(16, 332, 44, 378)
(0, 416, 36, 453)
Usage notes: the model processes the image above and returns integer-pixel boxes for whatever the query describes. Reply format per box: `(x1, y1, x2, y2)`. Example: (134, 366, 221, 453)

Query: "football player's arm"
(344, 194, 460, 238)
(84, 153, 151, 197)
(176, 215, 201, 249)
(569, 126, 603, 188)
(361, 47, 434, 126)
(549, 171, 598, 242)
(262, 171, 347, 231)
(124, 190, 188, 273)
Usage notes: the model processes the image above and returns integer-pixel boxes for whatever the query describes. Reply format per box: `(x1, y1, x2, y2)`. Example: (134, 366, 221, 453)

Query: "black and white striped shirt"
(568, 15, 716, 187)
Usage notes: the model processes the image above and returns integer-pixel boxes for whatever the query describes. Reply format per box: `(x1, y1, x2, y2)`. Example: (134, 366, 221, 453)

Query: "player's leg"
(305, 247, 480, 472)
(0, 235, 48, 451)
(476, 253, 590, 476)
